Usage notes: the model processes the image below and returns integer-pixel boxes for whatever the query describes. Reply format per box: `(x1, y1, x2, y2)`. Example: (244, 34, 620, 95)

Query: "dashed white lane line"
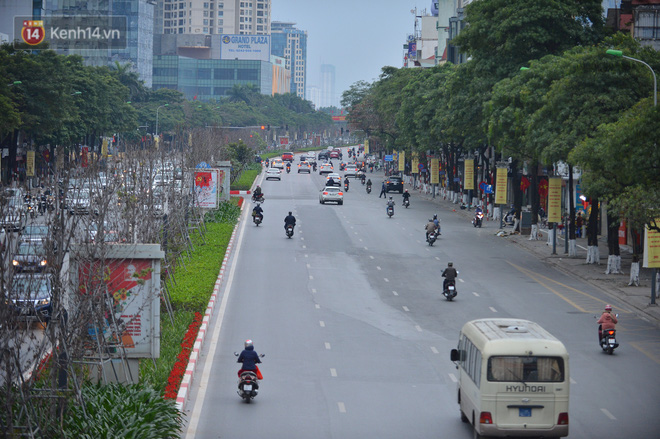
(600, 408, 616, 420)
(431, 347, 439, 354)
(301, 237, 305, 241)
(458, 278, 465, 283)
(315, 304, 320, 309)
(363, 246, 368, 250)
(570, 378, 577, 384)
(305, 254, 309, 258)
(302, 245, 307, 249)
(325, 342, 331, 350)
(415, 325, 422, 332)
(448, 373, 458, 383)
(392, 290, 399, 296)
(359, 238, 363, 242)
(376, 266, 382, 271)
(416, 240, 421, 244)
(306, 263, 311, 268)
(309, 275, 314, 280)
(384, 278, 389, 282)
(350, 226, 354, 229)
(402, 306, 410, 312)
(369, 255, 375, 259)
(330, 368, 337, 377)
(312, 288, 317, 294)
(319, 321, 326, 327)
(489, 307, 498, 313)
(473, 292, 480, 297)
(338, 402, 346, 413)
(435, 256, 440, 261)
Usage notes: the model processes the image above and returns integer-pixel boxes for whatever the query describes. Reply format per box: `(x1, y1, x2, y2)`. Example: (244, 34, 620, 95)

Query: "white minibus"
(450, 319, 569, 438)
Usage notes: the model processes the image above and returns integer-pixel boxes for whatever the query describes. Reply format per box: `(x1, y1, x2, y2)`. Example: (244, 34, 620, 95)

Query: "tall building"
(159, 0, 271, 36)
(306, 85, 321, 109)
(320, 64, 335, 108)
(271, 21, 307, 99)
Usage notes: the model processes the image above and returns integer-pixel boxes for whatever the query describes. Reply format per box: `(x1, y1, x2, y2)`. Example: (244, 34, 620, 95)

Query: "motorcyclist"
(361, 173, 366, 184)
(441, 262, 458, 291)
(386, 196, 395, 214)
(284, 211, 296, 232)
(252, 203, 263, 222)
(286, 162, 291, 172)
(366, 178, 372, 189)
(237, 339, 262, 386)
(344, 177, 350, 190)
(425, 219, 438, 242)
(312, 162, 317, 172)
(433, 214, 441, 234)
(597, 304, 618, 343)
(402, 189, 411, 205)
(252, 185, 263, 201)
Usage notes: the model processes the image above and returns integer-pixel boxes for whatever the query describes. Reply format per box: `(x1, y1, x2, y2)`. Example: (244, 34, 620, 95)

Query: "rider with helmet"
(441, 262, 458, 291)
(425, 218, 438, 242)
(284, 211, 296, 232)
(597, 305, 618, 342)
(237, 339, 262, 384)
(433, 214, 441, 234)
(252, 203, 263, 222)
(386, 196, 395, 214)
(402, 189, 411, 204)
(252, 185, 263, 202)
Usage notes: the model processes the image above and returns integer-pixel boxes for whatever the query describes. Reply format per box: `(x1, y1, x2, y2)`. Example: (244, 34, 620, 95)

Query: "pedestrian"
(379, 181, 387, 198)
(576, 212, 583, 238)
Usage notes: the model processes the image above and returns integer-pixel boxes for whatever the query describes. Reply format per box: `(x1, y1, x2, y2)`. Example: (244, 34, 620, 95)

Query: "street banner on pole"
(464, 159, 474, 190)
(430, 159, 439, 184)
(495, 167, 507, 205)
(364, 140, 369, 154)
(26, 151, 35, 177)
(548, 177, 562, 223)
(412, 152, 419, 174)
(643, 221, 660, 268)
(398, 150, 405, 172)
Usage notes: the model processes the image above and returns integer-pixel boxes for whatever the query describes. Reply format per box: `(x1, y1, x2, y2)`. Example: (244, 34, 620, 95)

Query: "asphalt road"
(184, 149, 660, 439)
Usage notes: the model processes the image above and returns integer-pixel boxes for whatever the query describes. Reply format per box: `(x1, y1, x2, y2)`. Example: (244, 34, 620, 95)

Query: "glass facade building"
(271, 21, 307, 99)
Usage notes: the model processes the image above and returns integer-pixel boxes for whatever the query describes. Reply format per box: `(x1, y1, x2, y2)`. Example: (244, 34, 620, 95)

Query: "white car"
(325, 173, 342, 186)
(344, 164, 358, 178)
(266, 168, 282, 181)
(319, 163, 334, 175)
(272, 159, 284, 169)
(319, 186, 343, 205)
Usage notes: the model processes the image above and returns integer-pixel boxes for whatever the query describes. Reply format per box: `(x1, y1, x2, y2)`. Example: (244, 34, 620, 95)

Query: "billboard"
(220, 34, 270, 61)
(194, 169, 220, 209)
(495, 167, 508, 205)
(464, 159, 474, 190)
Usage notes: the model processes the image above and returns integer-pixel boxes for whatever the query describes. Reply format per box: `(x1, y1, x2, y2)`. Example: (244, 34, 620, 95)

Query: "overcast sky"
(272, 0, 429, 107)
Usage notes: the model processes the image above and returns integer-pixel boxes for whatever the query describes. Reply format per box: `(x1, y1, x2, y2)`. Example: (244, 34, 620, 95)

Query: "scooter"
(366, 185, 372, 194)
(286, 166, 291, 174)
(403, 198, 410, 209)
(387, 205, 394, 218)
(344, 181, 349, 192)
(472, 211, 484, 228)
(234, 353, 265, 403)
(361, 175, 366, 185)
(27, 202, 37, 219)
(285, 224, 294, 238)
(253, 214, 263, 226)
(427, 230, 437, 246)
(598, 316, 619, 355)
(252, 194, 265, 203)
(443, 279, 457, 301)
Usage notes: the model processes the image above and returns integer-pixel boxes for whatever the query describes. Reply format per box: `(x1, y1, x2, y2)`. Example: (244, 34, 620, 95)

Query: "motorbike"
(472, 211, 484, 228)
(361, 175, 366, 185)
(344, 181, 349, 192)
(252, 194, 265, 203)
(312, 163, 317, 172)
(427, 230, 437, 246)
(252, 213, 263, 226)
(38, 196, 48, 215)
(598, 315, 619, 355)
(366, 185, 372, 194)
(27, 201, 36, 219)
(443, 279, 457, 301)
(234, 352, 265, 403)
(403, 198, 410, 209)
(286, 166, 291, 174)
(387, 205, 394, 218)
(285, 224, 294, 238)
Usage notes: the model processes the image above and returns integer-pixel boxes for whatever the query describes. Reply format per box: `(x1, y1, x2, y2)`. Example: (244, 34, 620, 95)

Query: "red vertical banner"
(81, 146, 89, 168)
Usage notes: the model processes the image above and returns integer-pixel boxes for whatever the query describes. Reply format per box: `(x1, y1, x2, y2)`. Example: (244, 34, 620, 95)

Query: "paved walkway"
(407, 185, 660, 327)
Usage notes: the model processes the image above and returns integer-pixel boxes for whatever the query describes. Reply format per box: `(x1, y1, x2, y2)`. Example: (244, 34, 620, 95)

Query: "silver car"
(319, 186, 343, 205)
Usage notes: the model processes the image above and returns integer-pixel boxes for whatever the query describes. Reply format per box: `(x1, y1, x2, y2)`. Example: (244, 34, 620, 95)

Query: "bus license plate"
(519, 408, 532, 417)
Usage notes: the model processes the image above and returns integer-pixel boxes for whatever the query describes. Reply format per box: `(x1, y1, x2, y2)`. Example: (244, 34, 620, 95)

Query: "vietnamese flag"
(195, 172, 212, 187)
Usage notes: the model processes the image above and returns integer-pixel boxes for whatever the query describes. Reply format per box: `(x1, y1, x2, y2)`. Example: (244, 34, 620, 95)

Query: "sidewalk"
(410, 186, 660, 327)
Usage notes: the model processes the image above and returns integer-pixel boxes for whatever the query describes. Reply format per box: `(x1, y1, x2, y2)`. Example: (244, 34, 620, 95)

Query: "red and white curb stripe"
(175, 201, 245, 412)
(229, 190, 251, 195)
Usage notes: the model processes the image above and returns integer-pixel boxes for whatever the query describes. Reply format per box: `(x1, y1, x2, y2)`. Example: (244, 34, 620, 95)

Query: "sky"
(272, 0, 430, 107)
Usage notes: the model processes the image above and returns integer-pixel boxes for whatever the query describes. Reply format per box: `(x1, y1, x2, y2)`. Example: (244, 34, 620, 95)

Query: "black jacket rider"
(284, 212, 296, 230)
(442, 266, 458, 290)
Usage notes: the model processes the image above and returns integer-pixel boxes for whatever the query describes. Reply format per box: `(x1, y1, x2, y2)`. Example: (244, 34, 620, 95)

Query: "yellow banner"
(398, 150, 405, 172)
(464, 159, 474, 190)
(643, 221, 660, 268)
(430, 158, 439, 184)
(547, 177, 562, 223)
(102, 138, 109, 157)
(411, 153, 419, 174)
(495, 167, 508, 205)
(364, 139, 369, 154)
(26, 151, 35, 177)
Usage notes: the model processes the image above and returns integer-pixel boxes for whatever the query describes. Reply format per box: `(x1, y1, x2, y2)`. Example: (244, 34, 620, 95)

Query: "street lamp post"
(607, 49, 658, 304)
(155, 104, 169, 139)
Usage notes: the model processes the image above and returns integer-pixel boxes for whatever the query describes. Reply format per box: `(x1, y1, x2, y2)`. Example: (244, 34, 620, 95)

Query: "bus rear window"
(487, 356, 564, 382)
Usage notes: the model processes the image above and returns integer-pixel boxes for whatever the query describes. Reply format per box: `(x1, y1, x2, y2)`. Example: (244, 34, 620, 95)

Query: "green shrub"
(64, 383, 183, 439)
(205, 199, 241, 223)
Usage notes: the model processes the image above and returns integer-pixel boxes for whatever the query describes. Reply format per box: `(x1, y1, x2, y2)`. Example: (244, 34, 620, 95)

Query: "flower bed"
(164, 311, 203, 399)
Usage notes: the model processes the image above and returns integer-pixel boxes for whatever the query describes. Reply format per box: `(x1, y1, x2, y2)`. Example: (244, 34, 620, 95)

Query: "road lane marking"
(570, 378, 577, 384)
(392, 291, 399, 296)
(302, 245, 307, 249)
(435, 257, 440, 261)
(364, 247, 368, 250)
(359, 238, 363, 242)
(369, 255, 375, 259)
(309, 275, 314, 280)
(458, 278, 465, 283)
(306, 263, 311, 268)
(415, 325, 422, 332)
(473, 292, 480, 297)
(376, 266, 382, 271)
(489, 307, 498, 313)
(319, 321, 325, 327)
(338, 402, 346, 413)
(315, 304, 320, 309)
(630, 341, 660, 366)
(350, 226, 354, 229)
(312, 288, 317, 293)
(330, 368, 337, 377)
(354, 232, 358, 235)
(416, 240, 421, 244)
(300, 237, 304, 241)
(431, 347, 439, 354)
(448, 373, 458, 383)
(305, 254, 309, 258)
(384, 278, 389, 282)
(325, 342, 331, 350)
(402, 306, 409, 312)
(600, 408, 616, 420)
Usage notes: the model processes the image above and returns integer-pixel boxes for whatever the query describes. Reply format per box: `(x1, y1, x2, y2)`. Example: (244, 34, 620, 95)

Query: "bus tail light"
(479, 412, 493, 424)
(557, 412, 569, 425)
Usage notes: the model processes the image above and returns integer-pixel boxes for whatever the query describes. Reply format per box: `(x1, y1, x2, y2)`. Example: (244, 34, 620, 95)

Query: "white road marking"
(300, 237, 304, 241)
(369, 255, 375, 259)
(319, 321, 325, 327)
(338, 402, 346, 413)
(302, 245, 307, 249)
(435, 257, 440, 261)
(359, 238, 363, 242)
(384, 278, 389, 282)
(458, 278, 465, 283)
(376, 266, 382, 271)
(415, 325, 422, 332)
(402, 306, 410, 312)
(330, 368, 337, 377)
(570, 378, 577, 384)
(305, 254, 309, 258)
(354, 232, 358, 235)
(315, 304, 320, 309)
(309, 275, 314, 280)
(489, 307, 498, 313)
(392, 290, 399, 296)
(431, 347, 439, 354)
(416, 240, 421, 244)
(448, 373, 458, 383)
(363, 247, 368, 250)
(473, 292, 480, 297)
(311, 288, 317, 293)
(306, 263, 311, 268)
(350, 226, 354, 229)
(600, 408, 616, 420)
(325, 342, 331, 350)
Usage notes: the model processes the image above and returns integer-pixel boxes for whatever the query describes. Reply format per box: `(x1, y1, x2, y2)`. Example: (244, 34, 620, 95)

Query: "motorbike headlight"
(40, 259, 47, 266)
(12, 260, 19, 266)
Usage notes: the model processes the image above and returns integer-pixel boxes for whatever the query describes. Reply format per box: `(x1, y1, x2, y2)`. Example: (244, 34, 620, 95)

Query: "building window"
(237, 68, 258, 80)
(204, 11, 209, 17)
(203, 27, 208, 32)
(204, 19, 208, 25)
(218, 11, 223, 16)
(218, 19, 223, 25)
(215, 68, 234, 80)
(203, 2, 209, 8)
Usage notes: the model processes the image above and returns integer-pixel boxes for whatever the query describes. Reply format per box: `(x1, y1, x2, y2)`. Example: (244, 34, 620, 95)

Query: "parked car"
(386, 176, 404, 193)
(281, 152, 294, 162)
(266, 168, 282, 181)
(8, 273, 54, 322)
(319, 187, 343, 205)
(298, 161, 311, 173)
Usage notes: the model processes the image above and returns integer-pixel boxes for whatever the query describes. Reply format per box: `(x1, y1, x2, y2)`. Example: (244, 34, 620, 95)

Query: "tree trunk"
(586, 197, 600, 264)
(568, 164, 577, 256)
(529, 161, 540, 240)
(605, 207, 621, 274)
(511, 160, 522, 233)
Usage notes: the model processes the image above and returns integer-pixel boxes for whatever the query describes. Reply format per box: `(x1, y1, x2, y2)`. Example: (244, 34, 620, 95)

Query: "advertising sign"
(547, 177, 562, 223)
(26, 151, 35, 177)
(464, 159, 474, 190)
(430, 158, 439, 184)
(643, 221, 660, 268)
(398, 150, 405, 172)
(220, 34, 270, 62)
(74, 245, 164, 359)
(495, 167, 508, 205)
(364, 140, 369, 154)
(194, 168, 219, 209)
(412, 153, 419, 174)
(279, 136, 289, 145)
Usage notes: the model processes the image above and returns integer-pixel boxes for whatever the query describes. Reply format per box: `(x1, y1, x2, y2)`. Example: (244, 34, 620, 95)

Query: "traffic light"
(261, 125, 265, 130)
(267, 124, 270, 131)
(341, 127, 344, 135)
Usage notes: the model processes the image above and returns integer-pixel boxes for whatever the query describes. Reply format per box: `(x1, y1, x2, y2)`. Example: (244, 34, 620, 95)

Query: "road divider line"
(319, 321, 325, 327)
(489, 307, 498, 313)
(330, 368, 337, 377)
(435, 257, 440, 261)
(384, 278, 389, 282)
(311, 288, 317, 293)
(376, 266, 381, 271)
(402, 306, 409, 312)
(306, 263, 311, 268)
(325, 342, 331, 350)
(415, 325, 422, 332)
(302, 245, 307, 249)
(392, 290, 399, 296)
(431, 347, 439, 354)
(473, 292, 480, 297)
(369, 255, 375, 259)
(448, 373, 458, 383)
(570, 378, 577, 384)
(600, 408, 616, 420)
(315, 304, 320, 309)
(309, 275, 314, 280)
(458, 279, 465, 283)
(338, 402, 346, 413)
